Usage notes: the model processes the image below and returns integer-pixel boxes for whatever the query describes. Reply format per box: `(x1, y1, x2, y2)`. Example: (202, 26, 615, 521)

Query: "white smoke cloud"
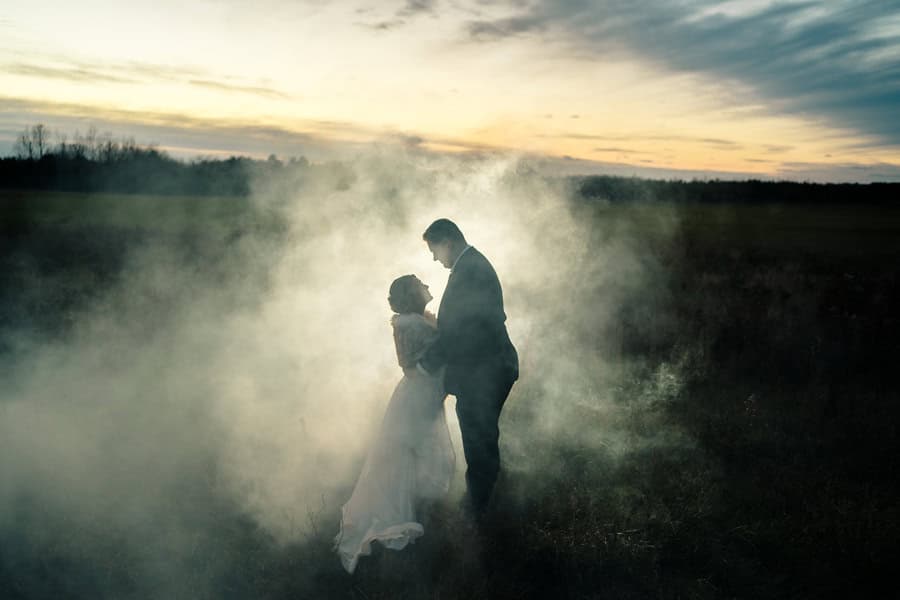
(0, 144, 685, 594)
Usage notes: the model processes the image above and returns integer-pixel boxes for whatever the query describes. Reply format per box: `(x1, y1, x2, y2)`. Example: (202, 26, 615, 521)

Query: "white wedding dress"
(335, 312, 455, 574)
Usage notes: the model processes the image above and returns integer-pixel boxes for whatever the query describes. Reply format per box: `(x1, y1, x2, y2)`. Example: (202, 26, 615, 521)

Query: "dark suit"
(421, 246, 518, 513)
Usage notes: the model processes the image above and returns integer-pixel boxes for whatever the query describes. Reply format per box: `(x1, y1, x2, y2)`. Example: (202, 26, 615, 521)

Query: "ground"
(1, 190, 898, 599)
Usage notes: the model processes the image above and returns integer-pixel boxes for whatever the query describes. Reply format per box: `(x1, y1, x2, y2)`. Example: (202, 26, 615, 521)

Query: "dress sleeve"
(392, 316, 438, 369)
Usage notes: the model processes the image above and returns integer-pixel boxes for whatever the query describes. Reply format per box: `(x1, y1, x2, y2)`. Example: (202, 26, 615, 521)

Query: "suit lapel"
(438, 246, 475, 325)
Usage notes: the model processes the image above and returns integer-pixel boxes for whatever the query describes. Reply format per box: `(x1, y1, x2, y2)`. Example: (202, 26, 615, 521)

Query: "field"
(1, 189, 899, 599)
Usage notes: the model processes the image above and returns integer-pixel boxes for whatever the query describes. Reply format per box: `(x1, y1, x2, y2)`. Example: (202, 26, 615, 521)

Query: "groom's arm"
(420, 263, 505, 373)
(418, 330, 448, 374)
(447, 287, 505, 358)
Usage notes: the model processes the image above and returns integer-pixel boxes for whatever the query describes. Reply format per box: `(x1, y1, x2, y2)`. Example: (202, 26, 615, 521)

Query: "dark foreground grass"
(1, 191, 899, 598)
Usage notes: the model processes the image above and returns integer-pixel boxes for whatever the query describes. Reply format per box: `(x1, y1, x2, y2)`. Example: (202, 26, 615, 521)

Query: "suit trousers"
(453, 360, 516, 514)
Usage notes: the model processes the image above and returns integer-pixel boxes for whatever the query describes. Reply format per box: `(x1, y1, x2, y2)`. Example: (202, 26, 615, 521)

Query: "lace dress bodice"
(391, 312, 438, 371)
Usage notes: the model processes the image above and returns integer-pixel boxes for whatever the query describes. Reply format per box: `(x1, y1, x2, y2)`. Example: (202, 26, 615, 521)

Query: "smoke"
(0, 144, 686, 594)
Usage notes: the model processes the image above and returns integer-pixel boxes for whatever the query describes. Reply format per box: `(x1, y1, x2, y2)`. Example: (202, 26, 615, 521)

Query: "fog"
(0, 145, 687, 594)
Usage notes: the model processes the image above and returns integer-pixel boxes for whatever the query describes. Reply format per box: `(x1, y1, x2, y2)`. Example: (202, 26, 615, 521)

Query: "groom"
(418, 219, 519, 521)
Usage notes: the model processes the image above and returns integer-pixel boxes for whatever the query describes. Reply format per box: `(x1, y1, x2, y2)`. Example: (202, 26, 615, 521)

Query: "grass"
(0, 189, 263, 232)
(2, 190, 899, 598)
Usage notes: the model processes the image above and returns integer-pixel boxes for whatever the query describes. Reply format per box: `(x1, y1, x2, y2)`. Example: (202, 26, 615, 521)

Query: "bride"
(335, 275, 455, 574)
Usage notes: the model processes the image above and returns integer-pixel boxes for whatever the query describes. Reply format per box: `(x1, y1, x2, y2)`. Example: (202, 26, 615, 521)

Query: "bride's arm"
(393, 317, 438, 369)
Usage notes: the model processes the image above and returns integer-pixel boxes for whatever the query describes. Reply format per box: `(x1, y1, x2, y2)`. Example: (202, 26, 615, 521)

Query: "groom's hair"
(423, 219, 465, 244)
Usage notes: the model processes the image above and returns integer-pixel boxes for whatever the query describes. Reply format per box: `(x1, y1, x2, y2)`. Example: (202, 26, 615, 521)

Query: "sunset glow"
(2, 0, 899, 180)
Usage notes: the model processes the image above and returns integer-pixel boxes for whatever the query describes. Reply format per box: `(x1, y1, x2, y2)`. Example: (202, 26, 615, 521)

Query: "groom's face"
(427, 240, 453, 269)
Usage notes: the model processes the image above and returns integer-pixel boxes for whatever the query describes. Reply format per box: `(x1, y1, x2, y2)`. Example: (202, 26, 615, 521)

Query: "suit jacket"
(421, 247, 518, 396)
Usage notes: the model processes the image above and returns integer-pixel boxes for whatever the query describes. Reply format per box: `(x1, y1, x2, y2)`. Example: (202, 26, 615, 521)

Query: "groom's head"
(423, 219, 467, 269)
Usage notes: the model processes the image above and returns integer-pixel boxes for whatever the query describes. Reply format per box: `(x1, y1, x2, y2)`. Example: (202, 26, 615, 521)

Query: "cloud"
(700, 137, 741, 149)
(3, 54, 200, 84)
(398, 0, 438, 18)
(5, 55, 291, 101)
(462, 0, 900, 148)
(358, 19, 407, 31)
(542, 130, 743, 149)
(354, 0, 438, 30)
(5, 62, 137, 84)
(106, 60, 207, 81)
(188, 79, 291, 99)
(765, 144, 794, 154)
(593, 147, 645, 154)
(466, 15, 543, 41)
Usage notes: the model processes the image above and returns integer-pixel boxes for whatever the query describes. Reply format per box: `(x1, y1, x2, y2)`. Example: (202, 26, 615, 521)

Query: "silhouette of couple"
(335, 218, 519, 573)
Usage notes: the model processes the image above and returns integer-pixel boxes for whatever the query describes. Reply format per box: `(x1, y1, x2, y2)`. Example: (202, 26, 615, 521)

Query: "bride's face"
(416, 277, 434, 310)
(417, 279, 433, 305)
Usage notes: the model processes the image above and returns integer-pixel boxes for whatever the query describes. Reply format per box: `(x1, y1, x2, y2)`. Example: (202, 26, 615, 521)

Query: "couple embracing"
(335, 218, 519, 573)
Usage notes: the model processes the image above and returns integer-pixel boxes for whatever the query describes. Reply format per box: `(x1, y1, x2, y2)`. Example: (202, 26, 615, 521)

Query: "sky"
(1, 0, 899, 181)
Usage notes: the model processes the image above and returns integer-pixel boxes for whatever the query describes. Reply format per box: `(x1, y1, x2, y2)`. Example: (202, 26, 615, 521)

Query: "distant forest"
(2, 124, 897, 203)
(0, 124, 310, 197)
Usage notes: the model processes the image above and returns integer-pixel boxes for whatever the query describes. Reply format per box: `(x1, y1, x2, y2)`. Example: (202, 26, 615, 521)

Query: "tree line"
(576, 175, 898, 205)
(2, 124, 897, 202)
(2, 124, 309, 197)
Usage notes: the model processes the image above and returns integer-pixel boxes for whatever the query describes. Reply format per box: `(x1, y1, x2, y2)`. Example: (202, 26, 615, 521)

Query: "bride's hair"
(388, 275, 424, 314)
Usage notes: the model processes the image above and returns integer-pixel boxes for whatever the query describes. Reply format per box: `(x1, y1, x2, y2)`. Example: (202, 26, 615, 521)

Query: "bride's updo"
(389, 275, 425, 314)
